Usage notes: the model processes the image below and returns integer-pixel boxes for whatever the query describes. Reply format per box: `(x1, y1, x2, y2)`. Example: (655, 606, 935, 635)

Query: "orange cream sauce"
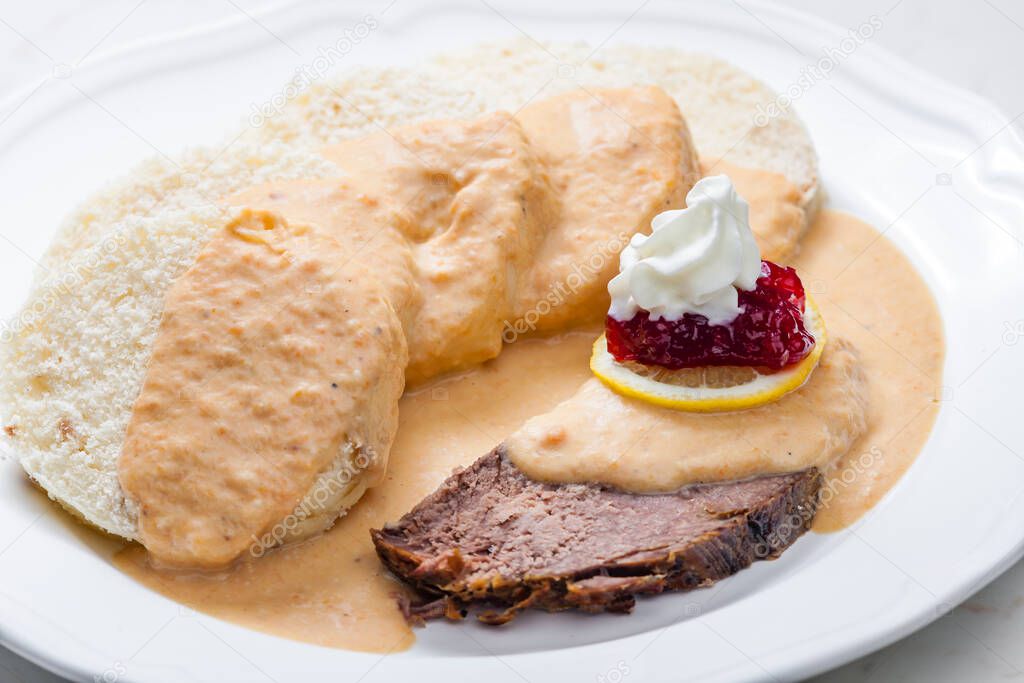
(118, 212, 406, 569)
(115, 329, 597, 652)
(703, 159, 808, 263)
(115, 210, 943, 651)
(118, 87, 695, 569)
(505, 340, 869, 492)
(797, 212, 943, 529)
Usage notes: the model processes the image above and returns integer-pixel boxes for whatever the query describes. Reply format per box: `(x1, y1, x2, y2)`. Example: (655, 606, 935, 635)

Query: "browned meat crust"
(372, 448, 821, 624)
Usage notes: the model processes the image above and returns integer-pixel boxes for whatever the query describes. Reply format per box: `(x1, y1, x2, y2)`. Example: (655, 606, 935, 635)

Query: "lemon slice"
(590, 298, 826, 413)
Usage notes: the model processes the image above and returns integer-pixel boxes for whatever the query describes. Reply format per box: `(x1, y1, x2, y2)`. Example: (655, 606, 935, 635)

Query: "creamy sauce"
(505, 340, 869, 491)
(796, 212, 944, 530)
(512, 87, 692, 331)
(115, 211, 944, 650)
(115, 330, 597, 652)
(508, 211, 942, 508)
(118, 212, 406, 569)
(704, 159, 806, 263)
(119, 87, 696, 569)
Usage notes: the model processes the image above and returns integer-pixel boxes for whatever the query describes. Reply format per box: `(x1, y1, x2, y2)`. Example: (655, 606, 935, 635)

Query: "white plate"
(1, 1, 1023, 681)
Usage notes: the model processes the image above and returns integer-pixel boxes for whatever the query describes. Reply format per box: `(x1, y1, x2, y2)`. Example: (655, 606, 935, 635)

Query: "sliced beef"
(371, 447, 821, 624)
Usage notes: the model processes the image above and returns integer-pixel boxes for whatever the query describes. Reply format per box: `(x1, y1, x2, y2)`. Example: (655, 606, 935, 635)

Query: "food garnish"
(596, 175, 824, 411)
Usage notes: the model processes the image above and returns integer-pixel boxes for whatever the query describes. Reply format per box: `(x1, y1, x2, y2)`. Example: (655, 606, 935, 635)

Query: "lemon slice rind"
(590, 299, 826, 413)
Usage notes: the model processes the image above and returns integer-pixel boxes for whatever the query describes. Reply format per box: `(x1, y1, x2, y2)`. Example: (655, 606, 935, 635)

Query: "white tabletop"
(1, 1, 1021, 680)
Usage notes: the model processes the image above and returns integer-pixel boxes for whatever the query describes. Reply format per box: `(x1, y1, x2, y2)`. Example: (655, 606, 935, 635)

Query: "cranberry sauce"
(605, 261, 815, 371)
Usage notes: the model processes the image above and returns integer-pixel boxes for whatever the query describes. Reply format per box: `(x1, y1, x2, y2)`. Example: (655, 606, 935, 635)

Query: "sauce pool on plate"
(114, 210, 944, 652)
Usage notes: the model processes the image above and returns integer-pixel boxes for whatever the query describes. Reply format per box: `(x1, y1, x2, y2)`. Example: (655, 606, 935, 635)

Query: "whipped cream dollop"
(607, 175, 762, 325)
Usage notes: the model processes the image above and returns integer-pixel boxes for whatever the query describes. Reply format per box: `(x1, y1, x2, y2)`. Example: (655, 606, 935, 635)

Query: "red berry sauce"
(605, 261, 815, 371)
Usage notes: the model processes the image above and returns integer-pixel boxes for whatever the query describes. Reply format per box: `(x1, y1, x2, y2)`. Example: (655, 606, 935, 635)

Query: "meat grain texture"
(372, 449, 821, 624)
